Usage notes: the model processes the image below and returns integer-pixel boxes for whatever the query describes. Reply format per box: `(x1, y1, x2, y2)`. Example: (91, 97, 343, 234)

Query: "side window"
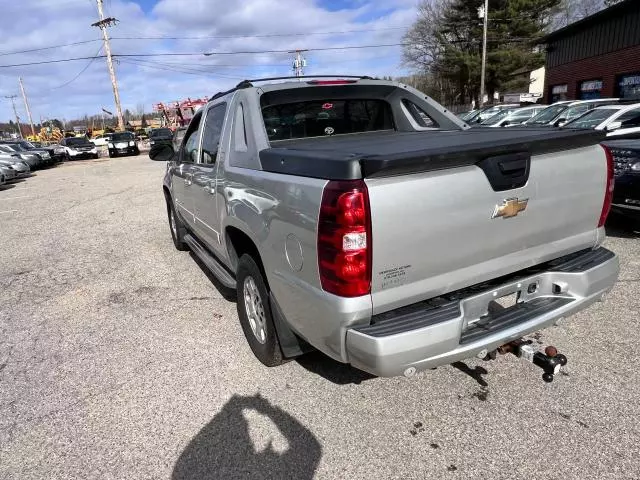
(618, 108, 640, 128)
(234, 103, 248, 152)
(181, 113, 202, 163)
(402, 99, 437, 128)
(201, 103, 227, 164)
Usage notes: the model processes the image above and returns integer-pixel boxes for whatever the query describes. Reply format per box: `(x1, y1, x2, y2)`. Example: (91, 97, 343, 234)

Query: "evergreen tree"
(404, 0, 561, 105)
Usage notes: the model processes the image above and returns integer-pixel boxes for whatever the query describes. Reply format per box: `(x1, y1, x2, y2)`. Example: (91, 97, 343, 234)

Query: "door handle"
(204, 181, 215, 194)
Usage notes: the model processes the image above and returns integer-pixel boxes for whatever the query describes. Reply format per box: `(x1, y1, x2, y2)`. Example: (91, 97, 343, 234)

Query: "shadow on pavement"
(0, 183, 16, 191)
(451, 361, 489, 387)
(189, 252, 237, 302)
(172, 394, 322, 480)
(296, 351, 376, 385)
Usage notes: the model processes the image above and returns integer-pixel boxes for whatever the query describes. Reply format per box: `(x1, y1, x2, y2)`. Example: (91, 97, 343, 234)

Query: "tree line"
(401, 0, 621, 107)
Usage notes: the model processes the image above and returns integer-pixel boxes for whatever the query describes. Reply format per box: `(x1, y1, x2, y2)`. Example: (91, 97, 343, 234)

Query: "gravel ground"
(1, 155, 639, 479)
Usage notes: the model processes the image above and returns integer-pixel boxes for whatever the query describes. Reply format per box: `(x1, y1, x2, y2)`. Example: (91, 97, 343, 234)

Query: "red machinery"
(153, 97, 209, 128)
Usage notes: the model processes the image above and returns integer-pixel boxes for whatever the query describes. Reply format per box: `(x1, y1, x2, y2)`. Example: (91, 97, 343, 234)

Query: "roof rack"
(209, 75, 375, 101)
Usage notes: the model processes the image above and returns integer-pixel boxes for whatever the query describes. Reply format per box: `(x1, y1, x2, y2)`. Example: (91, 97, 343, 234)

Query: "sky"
(0, 0, 418, 125)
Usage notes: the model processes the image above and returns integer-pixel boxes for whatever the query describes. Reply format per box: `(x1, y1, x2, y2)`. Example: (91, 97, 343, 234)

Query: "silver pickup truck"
(151, 77, 619, 381)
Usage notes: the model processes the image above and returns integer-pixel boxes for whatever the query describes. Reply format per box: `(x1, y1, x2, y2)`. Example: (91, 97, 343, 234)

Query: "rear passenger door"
(191, 103, 227, 252)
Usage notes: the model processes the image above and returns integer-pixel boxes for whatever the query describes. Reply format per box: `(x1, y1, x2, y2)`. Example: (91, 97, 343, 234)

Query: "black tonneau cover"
(258, 128, 605, 180)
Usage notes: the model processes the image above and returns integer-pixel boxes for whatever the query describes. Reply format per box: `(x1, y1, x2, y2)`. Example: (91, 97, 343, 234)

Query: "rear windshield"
(262, 99, 394, 141)
(151, 128, 172, 137)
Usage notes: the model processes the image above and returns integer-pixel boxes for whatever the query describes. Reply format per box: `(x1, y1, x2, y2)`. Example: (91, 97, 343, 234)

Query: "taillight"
(318, 180, 371, 297)
(599, 144, 615, 227)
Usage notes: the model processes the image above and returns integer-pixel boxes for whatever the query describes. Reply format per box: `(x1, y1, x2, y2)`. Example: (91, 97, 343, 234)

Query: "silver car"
(0, 158, 30, 176)
(0, 164, 17, 182)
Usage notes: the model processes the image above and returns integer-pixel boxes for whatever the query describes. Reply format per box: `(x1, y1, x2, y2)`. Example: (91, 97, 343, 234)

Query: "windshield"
(564, 108, 620, 129)
(112, 132, 134, 141)
(480, 108, 519, 125)
(0, 145, 19, 153)
(66, 137, 90, 146)
(20, 141, 36, 149)
(151, 128, 172, 137)
(2, 144, 23, 151)
(262, 99, 394, 141)
(526, 104, 568, 124)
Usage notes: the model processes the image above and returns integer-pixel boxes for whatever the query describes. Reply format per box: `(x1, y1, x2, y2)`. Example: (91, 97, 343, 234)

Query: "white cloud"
(0, 0, 417, 124)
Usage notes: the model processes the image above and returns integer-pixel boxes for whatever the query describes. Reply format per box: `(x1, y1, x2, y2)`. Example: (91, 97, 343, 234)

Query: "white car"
(480, 105, 548, 127)
(524, 98, 620, 127)
(60, 137, 99, 160)
(90, 134, 113, 147)
(563, 102, 640, 139)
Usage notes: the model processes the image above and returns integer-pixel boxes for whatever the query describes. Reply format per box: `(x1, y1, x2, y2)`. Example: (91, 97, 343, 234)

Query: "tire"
(166, 196, 188, 251)
(108, 153, 114, 158)
(93, 153, 99, 159)
(236, 254, 283, 367)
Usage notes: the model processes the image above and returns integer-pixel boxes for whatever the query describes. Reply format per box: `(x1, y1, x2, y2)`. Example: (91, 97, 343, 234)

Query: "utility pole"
(18, 78, 36, 137)
(5, 95, 22, 139)
(290, 50, 308, 78)
(478, 0, 489, 107)
(92, 0, 125, 131)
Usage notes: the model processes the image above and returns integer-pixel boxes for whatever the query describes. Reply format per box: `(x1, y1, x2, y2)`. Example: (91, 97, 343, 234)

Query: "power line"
(0, 55, 107, 68)
(0, 26, 409, 57)
(49, 45, 104, 90)
(0, 43, 406, 67)
(0, 39, 101, 57)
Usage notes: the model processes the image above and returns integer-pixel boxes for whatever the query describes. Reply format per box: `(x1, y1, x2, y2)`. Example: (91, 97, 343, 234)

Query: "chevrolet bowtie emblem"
(492, 198, 529, 219)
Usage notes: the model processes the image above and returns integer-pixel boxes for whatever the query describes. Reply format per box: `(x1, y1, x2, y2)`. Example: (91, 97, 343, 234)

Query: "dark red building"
(542, 0, 640, 103)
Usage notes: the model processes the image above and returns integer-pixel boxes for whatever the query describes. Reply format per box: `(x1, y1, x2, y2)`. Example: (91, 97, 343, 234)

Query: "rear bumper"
(345, 248, 619, 377)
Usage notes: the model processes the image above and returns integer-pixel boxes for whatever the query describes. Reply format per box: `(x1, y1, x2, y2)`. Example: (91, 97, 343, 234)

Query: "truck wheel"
(236, 254, 283, 367)
(166, 197, 188, 251)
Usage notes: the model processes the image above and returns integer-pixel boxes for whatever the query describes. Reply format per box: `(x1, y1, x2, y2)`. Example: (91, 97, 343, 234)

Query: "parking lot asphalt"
(1, 154, 639, 479)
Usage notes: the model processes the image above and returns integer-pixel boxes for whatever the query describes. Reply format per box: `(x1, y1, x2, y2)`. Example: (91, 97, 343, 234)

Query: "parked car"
(149, 128, 174, 147)
(464, 104, 520, 124)
(524, 99, 620, 127)
(173, 126, 187, 151)
(0, 141, 55, 166)
(60, 137, 99, 160)
(150, 77, 618, 381)
(602, 139, 640, 221)
(24, 140, 66, 162)
(480, 105, 548, 127)
(0, 164, 17, 183)
(107, 132, 139, 158)
(562, 103, 640, 139)
(0, 144, 45, 169)
(0, 158, 30, 177)
(90, 134, 113, 147)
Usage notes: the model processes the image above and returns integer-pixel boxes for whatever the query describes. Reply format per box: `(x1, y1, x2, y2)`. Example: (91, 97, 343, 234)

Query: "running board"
(183, 233, 237, 290)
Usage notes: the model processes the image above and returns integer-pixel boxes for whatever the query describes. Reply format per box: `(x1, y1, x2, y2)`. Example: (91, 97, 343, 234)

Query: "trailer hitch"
(498, 339, 568, 383)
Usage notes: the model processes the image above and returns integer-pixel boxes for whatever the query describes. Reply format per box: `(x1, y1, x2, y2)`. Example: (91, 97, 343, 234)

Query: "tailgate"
(367, 144, 607, 314)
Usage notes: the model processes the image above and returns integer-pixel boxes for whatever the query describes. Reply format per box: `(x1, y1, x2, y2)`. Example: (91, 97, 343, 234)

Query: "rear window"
(262, 99, 394, 141)
(151, 128, 172, 137)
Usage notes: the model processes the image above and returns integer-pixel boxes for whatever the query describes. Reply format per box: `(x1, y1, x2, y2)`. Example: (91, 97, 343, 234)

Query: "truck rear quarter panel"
(222, 167, 372, 361)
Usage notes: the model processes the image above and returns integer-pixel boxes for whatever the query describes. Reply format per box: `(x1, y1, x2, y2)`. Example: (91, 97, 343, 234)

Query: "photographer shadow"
(172, 394, 322, 480)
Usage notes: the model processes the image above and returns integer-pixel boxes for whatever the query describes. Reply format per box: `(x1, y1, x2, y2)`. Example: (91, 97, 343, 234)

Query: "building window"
(578, 79, 603, 100)
(617, 73, 640, 101)
(550, 84, 568, 103)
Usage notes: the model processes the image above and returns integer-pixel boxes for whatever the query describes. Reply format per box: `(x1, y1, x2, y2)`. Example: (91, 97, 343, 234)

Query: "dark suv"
(149, 128, 174, 147)
(108, 132, 139, 158)
(603, 139, 640, 221)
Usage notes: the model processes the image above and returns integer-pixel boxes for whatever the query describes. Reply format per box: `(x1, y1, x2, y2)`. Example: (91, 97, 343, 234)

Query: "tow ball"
(497, 339, 568, 383)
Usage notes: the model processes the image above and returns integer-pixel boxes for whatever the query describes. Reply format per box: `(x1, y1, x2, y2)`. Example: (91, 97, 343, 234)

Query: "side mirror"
(202, 151, 213, 164)
(148, 143, 175, 162)
(554, 118, 566, 127)
(606, 121, 622, 132)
